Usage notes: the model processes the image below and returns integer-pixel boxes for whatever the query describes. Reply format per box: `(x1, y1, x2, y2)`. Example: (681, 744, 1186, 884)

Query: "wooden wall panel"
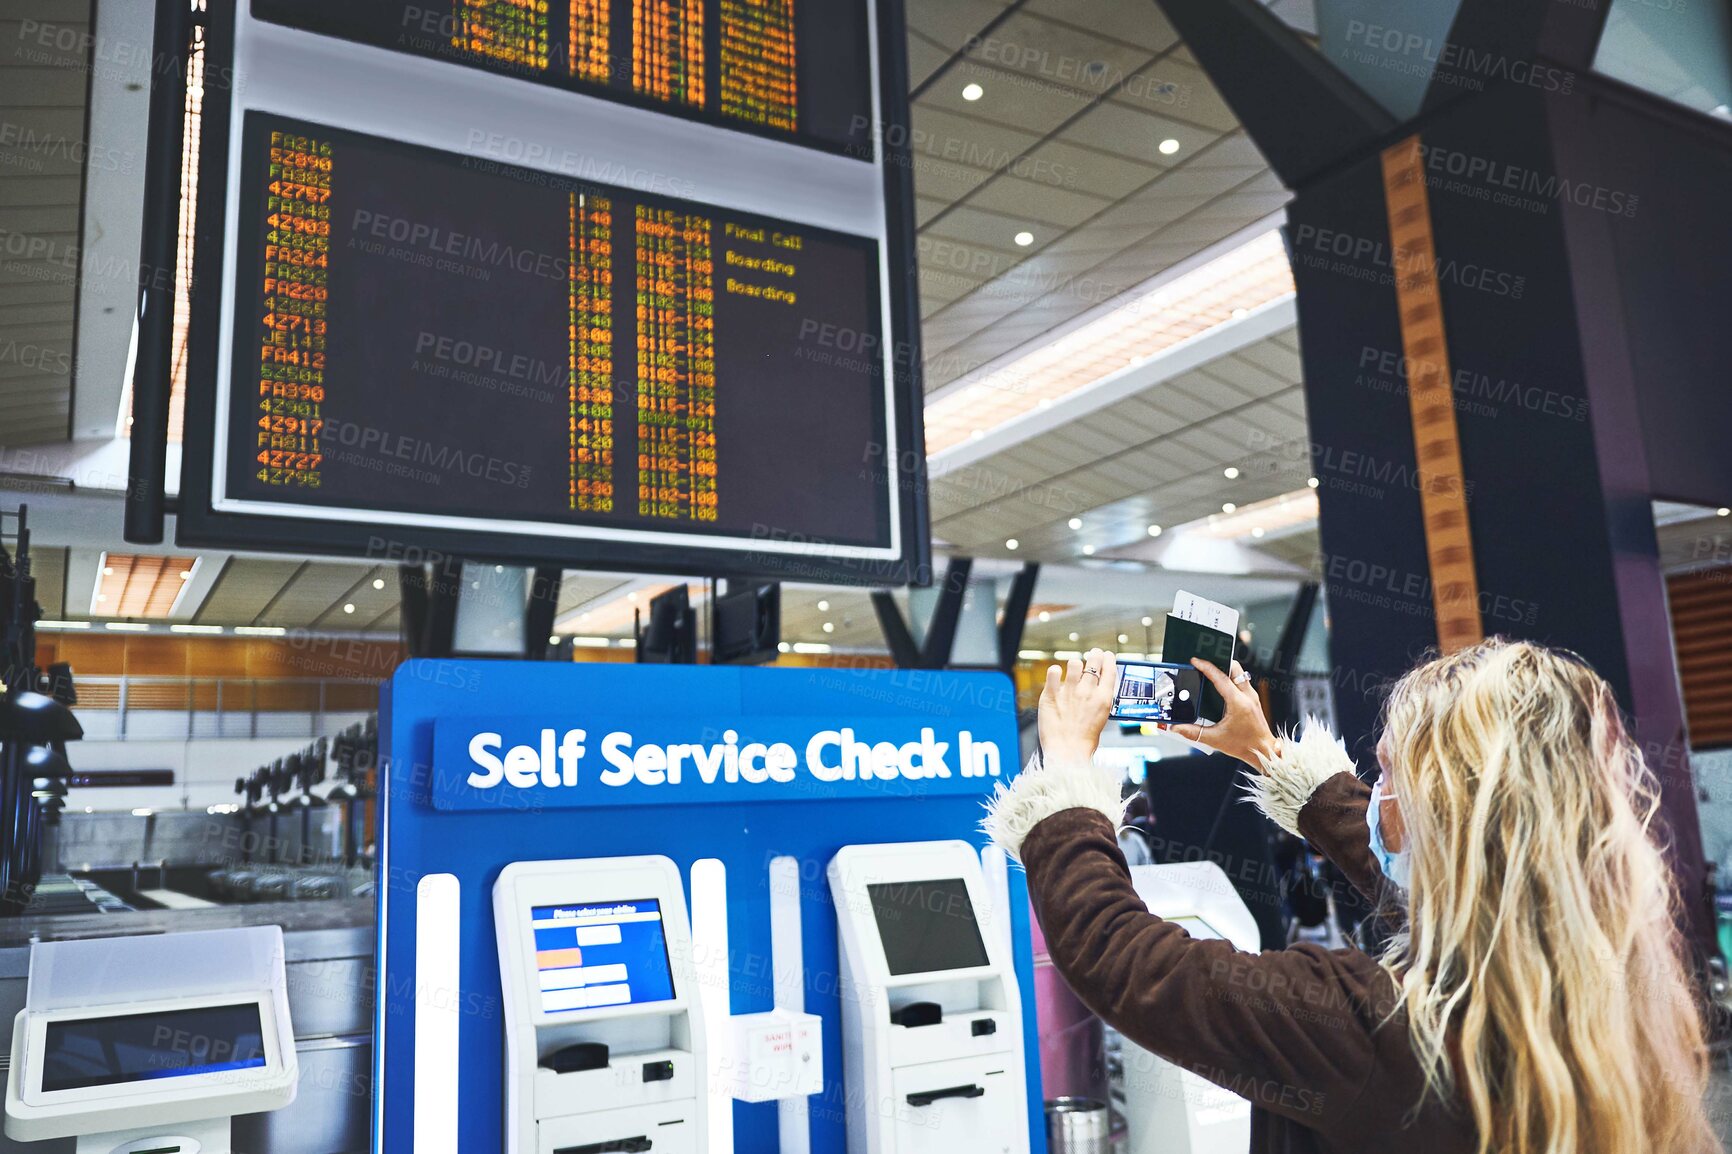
(1669, 567, 1732, 751)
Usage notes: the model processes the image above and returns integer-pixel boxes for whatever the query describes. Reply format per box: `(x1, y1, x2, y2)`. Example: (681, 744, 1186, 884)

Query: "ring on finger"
(1232, 671, 1250, 684)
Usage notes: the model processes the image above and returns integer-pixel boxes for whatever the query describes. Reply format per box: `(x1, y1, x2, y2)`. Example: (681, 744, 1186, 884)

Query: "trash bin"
(1045, 1096, 1110, 1154)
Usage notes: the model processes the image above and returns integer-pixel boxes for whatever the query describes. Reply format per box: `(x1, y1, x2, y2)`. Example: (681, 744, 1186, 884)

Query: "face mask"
(1366, 776, 1411, 891)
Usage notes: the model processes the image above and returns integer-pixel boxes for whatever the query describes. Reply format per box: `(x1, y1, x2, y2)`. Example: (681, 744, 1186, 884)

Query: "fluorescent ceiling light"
(791, 642, 831, 654)
(169, 624, 224, 634)
(105, 622, 151, 632)
(36, 620, 90, 630)
(924, 230, 1294, 454)
(234, 626, 288, 636)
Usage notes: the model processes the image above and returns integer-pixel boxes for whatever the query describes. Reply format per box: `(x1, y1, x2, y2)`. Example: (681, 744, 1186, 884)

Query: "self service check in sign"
(429, 716, 1011, 811)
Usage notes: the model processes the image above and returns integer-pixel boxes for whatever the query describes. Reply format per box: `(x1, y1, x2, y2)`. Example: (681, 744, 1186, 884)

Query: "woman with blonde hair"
(986, 637, 1717, 1154)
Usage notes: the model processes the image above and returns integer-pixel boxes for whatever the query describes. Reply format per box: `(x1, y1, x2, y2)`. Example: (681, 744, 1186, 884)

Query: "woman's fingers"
(1192, 657, 1239, 703)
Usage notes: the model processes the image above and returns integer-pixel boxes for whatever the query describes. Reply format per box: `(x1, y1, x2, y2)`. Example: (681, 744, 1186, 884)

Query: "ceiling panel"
(1021, 0, 1182, 53)
(925, 59, 1097, 137)
(193, 559, 307, 626)
(905, 0, 1017, 56)
(909, 1, 1296, 400)
(931, 328, 1312, 558)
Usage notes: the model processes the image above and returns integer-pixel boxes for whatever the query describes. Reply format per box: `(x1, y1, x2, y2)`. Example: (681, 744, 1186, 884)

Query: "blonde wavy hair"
(1379, 637, 1716, 1154)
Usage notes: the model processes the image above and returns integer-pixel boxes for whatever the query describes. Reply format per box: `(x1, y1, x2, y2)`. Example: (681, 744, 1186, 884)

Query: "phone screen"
(1109, 661, 1201, 724)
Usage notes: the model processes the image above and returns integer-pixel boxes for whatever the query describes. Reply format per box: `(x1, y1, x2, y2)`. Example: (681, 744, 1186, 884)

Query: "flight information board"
(223, 112, 891, 549)
(250, 0, 874, 156)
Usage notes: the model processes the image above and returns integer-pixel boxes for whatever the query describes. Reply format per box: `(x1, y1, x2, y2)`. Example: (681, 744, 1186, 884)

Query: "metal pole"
(124, 0, 193, 543)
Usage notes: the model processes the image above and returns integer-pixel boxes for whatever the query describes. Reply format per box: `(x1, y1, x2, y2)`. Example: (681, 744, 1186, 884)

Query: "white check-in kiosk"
(4, 926, 298, 1154)
(494, 856, 708, 1154)
(1118, 862, 1257, 1154)
(829, 840, 1028, 1154)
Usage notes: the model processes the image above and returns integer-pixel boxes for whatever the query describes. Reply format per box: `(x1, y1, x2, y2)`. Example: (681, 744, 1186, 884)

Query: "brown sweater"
(1019, 772, 1477, 1154)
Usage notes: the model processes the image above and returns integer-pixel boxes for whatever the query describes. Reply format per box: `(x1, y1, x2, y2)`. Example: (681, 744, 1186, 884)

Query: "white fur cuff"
(982, 751, 1126, 864)
(1244, 715, 1356, 835)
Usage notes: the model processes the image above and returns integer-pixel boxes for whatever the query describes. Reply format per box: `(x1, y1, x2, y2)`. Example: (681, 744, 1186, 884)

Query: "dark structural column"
(1155, 0, 1732, 955)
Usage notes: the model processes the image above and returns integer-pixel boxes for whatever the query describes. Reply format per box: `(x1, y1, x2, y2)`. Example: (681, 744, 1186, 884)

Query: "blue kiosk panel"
(374, 660, 1045, 1153)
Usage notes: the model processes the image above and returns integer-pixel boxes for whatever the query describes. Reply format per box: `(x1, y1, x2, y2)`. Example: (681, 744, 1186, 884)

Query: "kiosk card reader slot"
(494, 856, 708, 1154)
(829, 841, 1028, 1154)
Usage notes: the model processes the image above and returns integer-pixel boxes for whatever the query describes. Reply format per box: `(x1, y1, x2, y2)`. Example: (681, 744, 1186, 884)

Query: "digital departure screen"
(532, 899, 676, 1011)
(868, 878, 991, 977)
(225, 112, 891, 550)
(40, 1003, 267, 1093)
(250, 0, 873, 156)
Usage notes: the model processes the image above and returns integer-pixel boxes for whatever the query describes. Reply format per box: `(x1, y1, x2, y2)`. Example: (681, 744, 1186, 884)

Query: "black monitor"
(638, 587, 696, 665)
(711, 582, 779, 665)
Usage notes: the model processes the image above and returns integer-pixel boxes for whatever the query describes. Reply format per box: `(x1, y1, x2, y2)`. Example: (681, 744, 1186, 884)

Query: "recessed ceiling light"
(1005, 538, 1019, 550)
(1146, 524, 1162, 538)
(1141, 616, 1153, 627)
(970, 429, 985, 440)
(1068, 517, 1083, 530)
(96, 594, 107, 602)
(1719, 507, 1731, 517)
(1038, 611, 1051, 622)
(1082, 544, 1096, 555)
(823, 622, 835, 633)
(343, 603, 355, 614)
(1223, 466, 1239, 479)
(101, 566, 114, 576)
(1158, 137, 1181, 155)
(627, 592, 638, 602)
(549, 634, 561, 645)
(1118, 634, 1128, 644)
(1231, 307, 1248, 319)
(1222, 502, 1237, 513)
(1014, 231, 1034, 247)
(962, 82, 984, 101)
(1307, 476, 1320, 489)
(778, 641, 791, 653)
(373, 577, 385, 589)
(817, 599, 830, 611)
(494, 564, 504, 573)
(179, 570, 192, 580)
(1251, 526, 1266, 538)
(1068, 632, 1079, 642)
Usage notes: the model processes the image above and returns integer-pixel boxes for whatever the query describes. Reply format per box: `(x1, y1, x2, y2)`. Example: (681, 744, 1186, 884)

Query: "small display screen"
(1110, 661, 1194, 723)
(867, 878, 990, 977)
(250, 0, 875, 157)
(40, 1003, 267, 1093)
(532, 899, 676, 1012)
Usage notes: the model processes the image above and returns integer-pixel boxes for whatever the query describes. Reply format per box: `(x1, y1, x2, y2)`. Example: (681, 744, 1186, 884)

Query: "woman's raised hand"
(1037, 648, 1117, 767)
(1166, 658, 1281, 772)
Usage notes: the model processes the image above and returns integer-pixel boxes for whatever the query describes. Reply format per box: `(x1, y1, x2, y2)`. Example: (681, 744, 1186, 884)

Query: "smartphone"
(1108, 660, 1202, 724)
(1161, 615, 1236, 724)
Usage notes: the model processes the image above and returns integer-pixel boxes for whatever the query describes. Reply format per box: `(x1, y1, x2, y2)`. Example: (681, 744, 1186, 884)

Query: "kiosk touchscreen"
(4, 926, 297, 1154)
(829, 841, 1028, 1154)
(494, 856, 707, 1154)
